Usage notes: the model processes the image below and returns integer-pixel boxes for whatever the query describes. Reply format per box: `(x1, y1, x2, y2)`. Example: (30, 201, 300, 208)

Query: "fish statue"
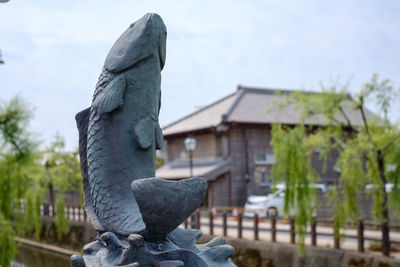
(76, 13, 167, 235)
(73, 13, 236, 267)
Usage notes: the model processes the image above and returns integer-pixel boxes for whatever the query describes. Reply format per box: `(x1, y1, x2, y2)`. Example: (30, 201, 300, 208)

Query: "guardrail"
(184, 210, 400, 255)
(37, 204, 400, 256)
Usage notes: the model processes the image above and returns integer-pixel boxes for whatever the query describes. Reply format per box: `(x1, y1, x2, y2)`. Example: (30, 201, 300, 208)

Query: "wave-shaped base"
(70, 228, 236, 267)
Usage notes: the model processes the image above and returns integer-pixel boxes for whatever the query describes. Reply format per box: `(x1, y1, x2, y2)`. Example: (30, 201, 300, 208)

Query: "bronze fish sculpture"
(72, 13, 236, 267)
(76, 13, 166, 235)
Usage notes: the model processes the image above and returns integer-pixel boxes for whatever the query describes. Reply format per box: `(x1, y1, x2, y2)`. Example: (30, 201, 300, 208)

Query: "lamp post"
(184, 137, 197, 177)
(184, 137, 197, 229)
(0, 50, 4, 64)
(0, 1, 10, 64)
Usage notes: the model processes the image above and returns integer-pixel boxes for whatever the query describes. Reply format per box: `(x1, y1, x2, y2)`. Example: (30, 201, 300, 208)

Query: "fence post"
(254, 214, 259, 240)
(83, 208, 87, 221)
(195, 210, 201, 229)
(333, 224, 340, 249)
(238, 212, 243, 238)
(68, 206, 72, 220)
(334, 236, 340, 249)
(271, 215, 276, 242)
(334, 235, 340, 249)
(357, 219, 364, 252)
(223, 212, 227, 237)
(311, 218, 317, 246)
(44, 203, 49, 216)
(184, 218, 188, 229)
(80, 207, 84, 221)
(290, 217, 295, 244)
(190, 212, 195, 229)
(190, 212, 196, 229)
(209, 211, 214, 235)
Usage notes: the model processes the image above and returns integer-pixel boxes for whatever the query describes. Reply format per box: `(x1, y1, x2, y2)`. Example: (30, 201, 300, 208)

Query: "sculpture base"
(71, 228, 236, 267)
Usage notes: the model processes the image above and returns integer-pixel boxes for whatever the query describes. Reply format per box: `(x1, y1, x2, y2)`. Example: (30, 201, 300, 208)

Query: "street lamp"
(184, 137, 197, 228)
(0, 50, 4, 64)
(0, 1, 10, 64)
(184, 137, 197, 177)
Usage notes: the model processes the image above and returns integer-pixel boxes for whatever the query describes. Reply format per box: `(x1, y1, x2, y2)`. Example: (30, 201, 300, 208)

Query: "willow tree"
(270, 124, 317, 253)
(33, 133, 83, 239)
(0, 96, 41, 267)
(271, 75, 400, 256)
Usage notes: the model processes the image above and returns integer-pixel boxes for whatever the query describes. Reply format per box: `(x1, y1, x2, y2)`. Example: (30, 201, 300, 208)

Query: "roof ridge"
(238, 85, 322, 95)
(222, 86, 247, 121)
(162, 90, 238, 130)
(221, 85, 322, 122)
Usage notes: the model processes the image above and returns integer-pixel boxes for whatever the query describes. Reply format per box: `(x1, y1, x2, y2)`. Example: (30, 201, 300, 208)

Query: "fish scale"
(86, 89, 146, 234)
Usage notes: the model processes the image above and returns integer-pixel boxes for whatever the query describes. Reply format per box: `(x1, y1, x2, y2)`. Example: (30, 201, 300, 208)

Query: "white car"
(243, 186, 285, 218)
(243, 183, 327, 218)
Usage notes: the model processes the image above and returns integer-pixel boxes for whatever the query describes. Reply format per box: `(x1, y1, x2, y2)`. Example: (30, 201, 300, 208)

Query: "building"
(156, 86, 375, 207)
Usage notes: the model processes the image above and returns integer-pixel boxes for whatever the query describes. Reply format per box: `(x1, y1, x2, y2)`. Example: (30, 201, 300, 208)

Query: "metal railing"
(33, 204, 400, 256)
(183, 210, 400, 256)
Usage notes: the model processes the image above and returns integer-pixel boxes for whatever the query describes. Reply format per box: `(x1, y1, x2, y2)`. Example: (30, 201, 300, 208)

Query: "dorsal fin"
(75, 107, 105, 231)
(92, 76, 126, 114)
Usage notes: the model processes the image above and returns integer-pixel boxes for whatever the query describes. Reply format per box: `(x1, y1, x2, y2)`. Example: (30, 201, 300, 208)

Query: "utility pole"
(1, 0, 10, 64)
(0, 50, 4, 64)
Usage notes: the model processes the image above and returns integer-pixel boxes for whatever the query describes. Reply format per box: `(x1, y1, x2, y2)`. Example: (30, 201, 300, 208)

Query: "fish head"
(104, 13, 167, 73)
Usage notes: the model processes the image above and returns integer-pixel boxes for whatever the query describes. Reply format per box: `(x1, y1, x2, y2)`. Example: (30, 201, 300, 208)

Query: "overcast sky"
(0, 0, 399, 150)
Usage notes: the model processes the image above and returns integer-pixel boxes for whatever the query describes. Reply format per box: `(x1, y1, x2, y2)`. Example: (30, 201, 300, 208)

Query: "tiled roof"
(162, 86, 377, 136)
(155, 158, 229, 181)
(162, 91, 239, 135)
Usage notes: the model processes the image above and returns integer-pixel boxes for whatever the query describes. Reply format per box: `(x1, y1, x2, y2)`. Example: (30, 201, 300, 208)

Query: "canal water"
(11, 244, 70, 267)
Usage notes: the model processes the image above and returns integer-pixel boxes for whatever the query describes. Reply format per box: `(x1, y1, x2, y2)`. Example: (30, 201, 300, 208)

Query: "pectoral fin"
(155, 123, 164, 150)
(135, 118, 154, 149)
(92, 76, 126, 114)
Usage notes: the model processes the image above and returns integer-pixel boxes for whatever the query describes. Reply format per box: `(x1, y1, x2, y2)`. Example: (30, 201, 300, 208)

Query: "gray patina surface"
(72, 13, 236, 266)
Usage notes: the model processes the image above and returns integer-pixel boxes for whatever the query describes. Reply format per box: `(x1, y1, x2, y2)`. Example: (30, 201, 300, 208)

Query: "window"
(260, 171, 267, 186)
(255, 153, 266, 162)
(255, 152, 274, 165)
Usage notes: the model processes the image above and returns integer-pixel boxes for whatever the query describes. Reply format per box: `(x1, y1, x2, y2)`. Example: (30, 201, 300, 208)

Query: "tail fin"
(75, 108, 104, 231)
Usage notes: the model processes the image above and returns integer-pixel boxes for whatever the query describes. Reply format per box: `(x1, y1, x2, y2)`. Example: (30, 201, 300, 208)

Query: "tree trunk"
(48, 182, 55, 206)
(377, 149, 390, 256)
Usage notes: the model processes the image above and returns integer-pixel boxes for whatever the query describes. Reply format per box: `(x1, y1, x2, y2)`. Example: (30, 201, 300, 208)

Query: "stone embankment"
(199, 235, 400, 267)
